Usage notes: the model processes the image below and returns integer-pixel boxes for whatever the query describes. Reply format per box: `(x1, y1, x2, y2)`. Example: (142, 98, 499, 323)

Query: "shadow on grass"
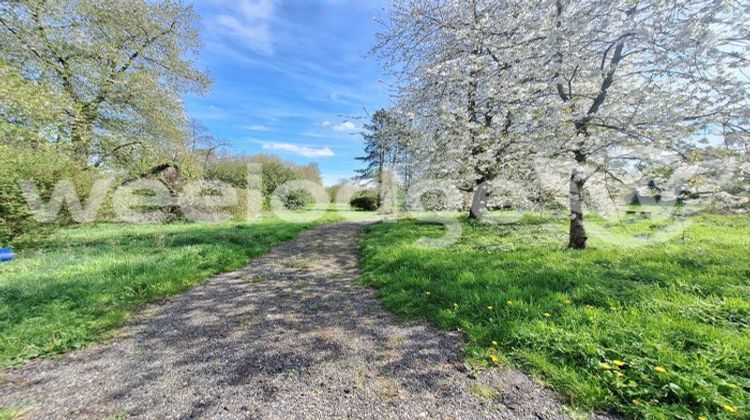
(0, 220, 319, 366)
(0, 222, 564, 419)
(357, 216, 750, 418)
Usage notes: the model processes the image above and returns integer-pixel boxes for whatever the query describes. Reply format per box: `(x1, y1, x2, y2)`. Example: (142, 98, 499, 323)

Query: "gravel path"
(0, 222, 567, 419)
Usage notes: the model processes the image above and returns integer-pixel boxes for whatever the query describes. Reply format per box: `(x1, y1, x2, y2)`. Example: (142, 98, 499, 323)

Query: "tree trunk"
(376, 168, 384, 209)
(468, 181, 490, 220)
(568, 165, 588, 249)
(70, 111, 94, 167)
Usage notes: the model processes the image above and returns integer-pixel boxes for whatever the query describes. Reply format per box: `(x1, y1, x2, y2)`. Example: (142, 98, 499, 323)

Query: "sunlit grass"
(0, 211, 345, 367)
(358, 213, 750, 418)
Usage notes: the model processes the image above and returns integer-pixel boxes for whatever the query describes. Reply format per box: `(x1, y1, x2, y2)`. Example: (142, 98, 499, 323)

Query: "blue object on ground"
(0, 248, 15, 262)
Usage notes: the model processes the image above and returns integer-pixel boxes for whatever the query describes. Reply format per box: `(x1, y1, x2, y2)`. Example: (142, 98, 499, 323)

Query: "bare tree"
(185, 118, 226, 169)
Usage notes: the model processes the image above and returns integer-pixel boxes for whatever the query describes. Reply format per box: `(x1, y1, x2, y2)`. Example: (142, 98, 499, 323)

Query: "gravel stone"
(0, 222, 569, 419)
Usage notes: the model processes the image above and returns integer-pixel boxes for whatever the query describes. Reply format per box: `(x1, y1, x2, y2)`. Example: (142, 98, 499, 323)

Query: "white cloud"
(261, 142, 335, 158)
(245, 124, 272, 132)
(211, 0, 276, 55)
(300, 131, 327, 138)
(191, 105, 230, 121)
(321, 121, 332, 127)
(333, 121, 357, 132)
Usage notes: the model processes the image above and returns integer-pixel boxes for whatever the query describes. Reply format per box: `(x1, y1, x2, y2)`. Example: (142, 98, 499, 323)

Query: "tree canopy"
(0, 0, 211, 169)
(375, 0, 750, 248)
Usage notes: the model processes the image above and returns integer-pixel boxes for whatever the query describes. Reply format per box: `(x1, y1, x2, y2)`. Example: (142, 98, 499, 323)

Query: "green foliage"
(359, 215, 750, 418)
(0, 213, 343, 367)
(0, 3, 215, 240)
(327, 181, 361, 205)
(204, 156, 257, 188)
(0, 0, 211, 168)
(205, 155, 321, 217)
(0, 61, 79, 242)
(0, 145, 98, 243)
(420, 190, 448, 211)
(261, 160, 298, 199)
(205, 154, 323, 206)
(0, 60, 68, 147)
(355, 109, 411, 190)
(326, 182, 344, 203)
(350, 190, 379, 211)
(276, 188, 315, 210)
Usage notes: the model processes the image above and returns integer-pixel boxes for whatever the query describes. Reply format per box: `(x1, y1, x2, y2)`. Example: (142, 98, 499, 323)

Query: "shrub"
(277, 188, 315, 210)
(420, 190, 448, 211)
(204, 155, 324, 211)
(350, 190, 379, 211)
(205, 155, 321, 194)
(0, 145, 95, 243)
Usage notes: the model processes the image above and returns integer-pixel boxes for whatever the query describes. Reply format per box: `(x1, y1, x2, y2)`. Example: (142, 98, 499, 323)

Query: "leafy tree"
(0, 59, 77, 241)
(204, 154, 322, 204)
(0, 0, 211, 168)
(355, 109, 410, 208)
(0, 144, 96, 242)
(0, 59, 67, 147)
(292, 163, 323, 184)
(275, 187, 314, 211)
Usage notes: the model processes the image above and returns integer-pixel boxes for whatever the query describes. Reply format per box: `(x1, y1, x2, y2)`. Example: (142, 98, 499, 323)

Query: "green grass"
(0, 407, 28, 420)
(0, 212, 343, 367)
(359, 214, 750, 419)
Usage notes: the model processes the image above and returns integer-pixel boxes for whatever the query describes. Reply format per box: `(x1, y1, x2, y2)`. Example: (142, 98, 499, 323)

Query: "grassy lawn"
(0, 212, 342, 367)
(359, 214, 749, 418)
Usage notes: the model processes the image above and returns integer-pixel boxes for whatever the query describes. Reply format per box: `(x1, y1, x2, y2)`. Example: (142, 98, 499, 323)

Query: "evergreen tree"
(355, 109, 408, 209)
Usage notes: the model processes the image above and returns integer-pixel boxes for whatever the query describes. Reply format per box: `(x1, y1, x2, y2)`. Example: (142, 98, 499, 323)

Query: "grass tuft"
(470, 383, 501, 401)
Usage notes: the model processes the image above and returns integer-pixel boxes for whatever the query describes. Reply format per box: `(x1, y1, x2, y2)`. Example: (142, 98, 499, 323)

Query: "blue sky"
(185, 0, 391, 185)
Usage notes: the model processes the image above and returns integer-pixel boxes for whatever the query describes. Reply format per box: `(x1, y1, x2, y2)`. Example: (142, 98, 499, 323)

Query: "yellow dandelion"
(724, 404, 737, 414)
(600, 362, 612, 370)
(492, 340, 498, 346)
(506, 300, 514, 305)
(425, 291, 431, 296)
(487, 305, 494, 311)
(698, 416, 707, 420)
(543, 312, 552, 318)
(489, 354, 499, 363)
(613, 359, 625, 367)
(654, 366, 667, 374)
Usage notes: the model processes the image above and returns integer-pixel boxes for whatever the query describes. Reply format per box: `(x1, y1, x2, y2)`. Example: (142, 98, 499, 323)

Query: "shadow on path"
(0, 222, 565, 419)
